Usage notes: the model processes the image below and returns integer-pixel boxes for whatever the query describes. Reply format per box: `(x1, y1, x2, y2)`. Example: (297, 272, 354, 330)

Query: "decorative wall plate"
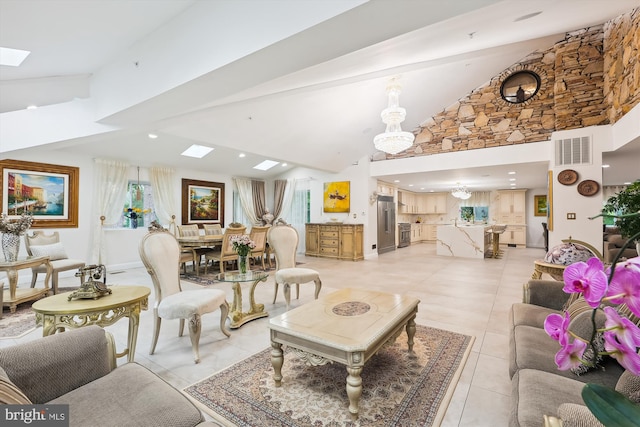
(577, 180, 600, 197)
(557, 169, 578, 185)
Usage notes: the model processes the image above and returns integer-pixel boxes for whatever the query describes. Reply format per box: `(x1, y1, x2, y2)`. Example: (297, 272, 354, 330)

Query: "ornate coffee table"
(215, 270, 269, 328)
(1, 256, 52, 316)
(269, 288, 420, 419)
(32, 285, 150, 362)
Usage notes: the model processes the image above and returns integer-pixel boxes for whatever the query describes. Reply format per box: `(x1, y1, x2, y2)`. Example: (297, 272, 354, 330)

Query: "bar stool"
(491, 225, 506, 258)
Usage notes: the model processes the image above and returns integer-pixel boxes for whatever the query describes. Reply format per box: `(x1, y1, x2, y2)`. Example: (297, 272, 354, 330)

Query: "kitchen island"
(436, 224, 492, 259)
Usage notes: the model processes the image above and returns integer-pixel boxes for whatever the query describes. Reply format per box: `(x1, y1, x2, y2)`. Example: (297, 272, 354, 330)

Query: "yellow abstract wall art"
(323, 181, 350, 213)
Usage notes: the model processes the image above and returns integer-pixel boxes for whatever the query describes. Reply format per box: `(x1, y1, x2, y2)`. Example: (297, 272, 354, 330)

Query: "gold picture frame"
(534, 195, 547, 217)
(181, 178, 225, 227)
(547, 171, 553, 231)
(0, 159, 79, 228)
(323, 181, 350, 213)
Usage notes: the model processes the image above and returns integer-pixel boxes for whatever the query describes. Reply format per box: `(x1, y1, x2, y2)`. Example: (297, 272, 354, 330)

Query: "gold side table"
(531, 260, 567, 281)
(1, 256, 52, 316)
(32, 285, 150, 362)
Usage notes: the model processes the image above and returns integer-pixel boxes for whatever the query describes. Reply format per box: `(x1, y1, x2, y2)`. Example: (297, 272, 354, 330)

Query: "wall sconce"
(369, 191, 379, 205)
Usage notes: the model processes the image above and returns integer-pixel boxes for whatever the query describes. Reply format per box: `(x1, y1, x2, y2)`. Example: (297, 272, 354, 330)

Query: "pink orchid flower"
(603, 306, 640, 348)
(563, 258, 608, 308)
(606, 258, 640, 317)
(555, 338, 588, 371)
(544, 311, 571, 344)
(603, 331, 640, 375)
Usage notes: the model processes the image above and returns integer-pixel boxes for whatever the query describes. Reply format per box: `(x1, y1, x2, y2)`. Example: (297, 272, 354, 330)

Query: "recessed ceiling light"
(408, 184, 414, 187)
(148, 133, 158, 139)
(602, 164, 610, 168)
(253, 160, 279, 171)
(394, 180, 400, 183)
(181, 144, 214, 158)
(509, 178, 516, 181)
(429, 190, 434, 192)
(281, 163, 287, 167)
(508, 171, 516, 175)
(624, 182, 632, 185)
(239, 153, 246, 158)
(26, 105, 37, 110)
(0, 46, 30, 66)
(510, 183, 517, 186)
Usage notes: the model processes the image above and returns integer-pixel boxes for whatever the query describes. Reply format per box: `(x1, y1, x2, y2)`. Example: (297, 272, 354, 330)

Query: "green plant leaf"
(582, 383, 640, 427)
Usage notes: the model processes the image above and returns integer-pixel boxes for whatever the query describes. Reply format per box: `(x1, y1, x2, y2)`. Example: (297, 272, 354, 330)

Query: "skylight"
(253, 160, 279, 171)
(0, 47, 31, 66)
(181, 144, 214, 158)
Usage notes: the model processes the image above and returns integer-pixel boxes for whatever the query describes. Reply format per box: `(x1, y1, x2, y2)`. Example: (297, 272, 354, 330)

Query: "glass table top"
(215, 270, 268, 282)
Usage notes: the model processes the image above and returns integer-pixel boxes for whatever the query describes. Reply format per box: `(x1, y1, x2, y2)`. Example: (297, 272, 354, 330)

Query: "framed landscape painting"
(323, 181, 350, 213)
(0, 159, 79, 228)
(181, 178, 225, 227)
(534, 195, 547, 216)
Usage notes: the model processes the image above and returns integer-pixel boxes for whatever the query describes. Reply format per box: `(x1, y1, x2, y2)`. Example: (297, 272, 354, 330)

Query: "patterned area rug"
(0, 287, 75, 339)
(184, 324, 474, 427)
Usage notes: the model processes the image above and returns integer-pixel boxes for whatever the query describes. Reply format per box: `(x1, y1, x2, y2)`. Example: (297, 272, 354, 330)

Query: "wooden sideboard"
(305, 223, 364, 261)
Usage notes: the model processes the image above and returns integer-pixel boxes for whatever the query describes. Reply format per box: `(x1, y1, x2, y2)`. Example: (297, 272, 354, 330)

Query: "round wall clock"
(500, 70, 541, 104)
(577, 180, 600, 197)
(557, 169, 578, 185)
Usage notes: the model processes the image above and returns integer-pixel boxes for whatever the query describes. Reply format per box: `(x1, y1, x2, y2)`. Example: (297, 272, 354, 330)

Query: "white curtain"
(90, 159, 129, 264)
(461, 191, 491, 207)
(150, 166, 177, 232)
(275, 179, 295, 223)
(233, 177, 259, 225)
(288, 179, 310, 253)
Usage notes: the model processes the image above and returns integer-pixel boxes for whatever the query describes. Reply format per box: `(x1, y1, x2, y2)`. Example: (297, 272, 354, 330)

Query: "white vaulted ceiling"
(1, 0, 638, 189)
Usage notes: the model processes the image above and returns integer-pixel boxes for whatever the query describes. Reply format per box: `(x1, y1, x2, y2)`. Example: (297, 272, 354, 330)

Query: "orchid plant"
(543, 227, 640, 426)
(230, 234, 256, 256)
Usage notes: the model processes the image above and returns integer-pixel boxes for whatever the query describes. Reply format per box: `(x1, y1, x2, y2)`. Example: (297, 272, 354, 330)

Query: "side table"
(32, 285, 150, 362)
(1, 256, 52, 315)
(531, 259, 567, 281)
(215, 271, 269, 328)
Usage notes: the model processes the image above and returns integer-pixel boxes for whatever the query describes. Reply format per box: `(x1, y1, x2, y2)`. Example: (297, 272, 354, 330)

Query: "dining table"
(177, 234, 223, 276)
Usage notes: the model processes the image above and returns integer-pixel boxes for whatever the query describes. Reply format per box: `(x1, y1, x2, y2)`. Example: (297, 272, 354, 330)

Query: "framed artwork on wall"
(323, 181, 350, 213)
(534, 195, 548, 216)
(181, 178, 225, 227)
(0, 159, 79, 228)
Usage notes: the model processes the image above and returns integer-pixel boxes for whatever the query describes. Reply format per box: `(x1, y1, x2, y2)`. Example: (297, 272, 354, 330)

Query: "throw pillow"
(568, 310, 606, 376)
(29, 242, 68, 261)
(565, 296, 592, 318)
(0, 367, 31, 404)
(615, 370, 640, 403)
(557, 403, 604, 427)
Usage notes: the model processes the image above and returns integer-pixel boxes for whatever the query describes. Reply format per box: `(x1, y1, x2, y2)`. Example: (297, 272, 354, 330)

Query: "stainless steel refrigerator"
(377, 195, 396, 254)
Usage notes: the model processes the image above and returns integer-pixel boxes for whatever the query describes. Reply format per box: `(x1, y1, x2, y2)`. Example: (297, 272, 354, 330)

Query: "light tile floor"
(1, 243, 546, 426)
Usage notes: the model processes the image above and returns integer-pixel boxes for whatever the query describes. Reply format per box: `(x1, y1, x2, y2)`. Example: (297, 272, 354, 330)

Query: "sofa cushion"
(615, 370, 640, 403)
(510, 325, 623, 387)
(557, 403, 603, 427)
(49, 363, 204, 427)
(510, 369, 586, 427)
(607, 234, 627, 248)
(510, 303, 561, 330)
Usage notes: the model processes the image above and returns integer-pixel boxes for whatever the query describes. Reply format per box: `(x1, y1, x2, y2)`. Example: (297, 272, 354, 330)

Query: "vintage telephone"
(68, 264, 112, 301)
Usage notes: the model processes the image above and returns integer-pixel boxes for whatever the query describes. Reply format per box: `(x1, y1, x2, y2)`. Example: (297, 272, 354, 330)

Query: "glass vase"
(2, 233, 21, 262)
(239, 255, 247, 274)
(130, 217, 138, 229)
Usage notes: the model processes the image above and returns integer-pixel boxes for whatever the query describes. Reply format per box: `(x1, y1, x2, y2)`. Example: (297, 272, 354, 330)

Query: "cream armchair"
(267, 224, 321, 310)
(139, 230, 230, 363)
(24, 231, 86, 294)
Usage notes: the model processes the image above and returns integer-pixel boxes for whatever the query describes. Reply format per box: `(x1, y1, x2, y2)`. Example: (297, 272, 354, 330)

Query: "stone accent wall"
(380, 8, 639, 161)
(604, 8, 640, 123)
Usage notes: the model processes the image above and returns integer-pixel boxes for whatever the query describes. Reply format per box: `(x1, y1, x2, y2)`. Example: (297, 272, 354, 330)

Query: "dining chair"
(267, 224, 321, 310)
(139, 230, 230, 364)
(24, 231, 86, 294)
(177, 224, 214, 273)
(248, 225, 270, 270)
(204, 226, 246, 274)
(203, 224, 222, 235)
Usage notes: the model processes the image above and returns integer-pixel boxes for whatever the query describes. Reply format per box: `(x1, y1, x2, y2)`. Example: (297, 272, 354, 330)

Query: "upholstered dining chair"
(24, 231, 86, 294)
(248, 225, 269, 270)
(203, 224, 222, 235)
(204, 226, 246, 274)
(177, 224, 214, 272)
(267, 224, 321, 310)
(139, 230, 230, 364)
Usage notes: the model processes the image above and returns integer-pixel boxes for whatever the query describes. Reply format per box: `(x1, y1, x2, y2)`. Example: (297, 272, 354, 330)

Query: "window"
(232, 191, 250, 226)
(120, 181, 156, 228)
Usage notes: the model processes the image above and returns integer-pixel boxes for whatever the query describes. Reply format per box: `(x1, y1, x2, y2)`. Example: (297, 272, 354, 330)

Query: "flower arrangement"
(124, 207, 151, 220)
(543, 225, 640, 425)
(0, 212, 33, 235)
(230, 234, 256, 256)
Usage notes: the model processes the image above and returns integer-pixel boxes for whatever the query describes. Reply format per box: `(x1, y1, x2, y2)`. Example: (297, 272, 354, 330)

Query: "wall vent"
(554, 136, 591, 166)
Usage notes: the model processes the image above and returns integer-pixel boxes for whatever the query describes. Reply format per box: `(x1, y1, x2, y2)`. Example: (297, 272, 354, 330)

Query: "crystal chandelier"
(373, 77, 415, 155)
(451, 183, 471, 200)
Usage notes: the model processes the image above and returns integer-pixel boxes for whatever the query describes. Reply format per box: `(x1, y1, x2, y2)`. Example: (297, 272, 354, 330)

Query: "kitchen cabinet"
(305, 224, 364, 261)
(502, 225, 526, 247)
(423, 224, 438, 241)
(410, 224, 421, 243)
(377, 181, 395, 196)
(424, 193, 448, 214)
(496, 190, 527, 247)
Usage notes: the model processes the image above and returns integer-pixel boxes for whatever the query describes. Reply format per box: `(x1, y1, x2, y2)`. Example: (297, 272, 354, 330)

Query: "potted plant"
(603, 180, 640, 254)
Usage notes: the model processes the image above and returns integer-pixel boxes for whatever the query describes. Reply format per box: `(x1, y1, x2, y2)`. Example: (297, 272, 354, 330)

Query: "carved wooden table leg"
(271, 341, 284, 387)
(346, 363, 363, 419)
